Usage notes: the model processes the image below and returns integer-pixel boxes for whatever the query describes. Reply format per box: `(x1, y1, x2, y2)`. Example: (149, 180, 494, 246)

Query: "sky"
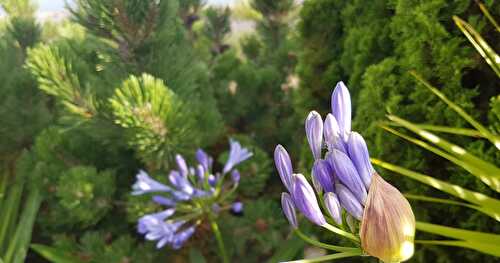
(37, 0, 234, 12)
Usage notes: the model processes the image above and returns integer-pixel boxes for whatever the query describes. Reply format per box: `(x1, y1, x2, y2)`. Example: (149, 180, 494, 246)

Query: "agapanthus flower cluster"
(276, 82, 415, 263)
(132, 139, 252, 250)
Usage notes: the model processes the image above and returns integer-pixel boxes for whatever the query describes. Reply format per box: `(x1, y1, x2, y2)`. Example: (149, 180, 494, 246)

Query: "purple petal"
(292, 174, 326, 226)
(305, 111, 323, 160)
(312, 159, 334, 193)
(223, 139, 253, 174)
(169, 170, 194, 195)
(281, 192, 298, 228)
(328, 149, 367, 204)
(231, 201, 244, 213)
(132, 170, 172, 195)
(347, 132, 373, 189)
(152, 195, 176, 207)
(274, 145, 293, 192)
(331, 81, 351, 139)
(175, 154, 189, 177)
(324, 192, 342, 225)
(336, 183, 364, 220)
(231, 169, 240, 184)
(171, 226, 196, 249)
(137, 209, 175, 234)
(196, 164, 205, 182)
(196, 149, 213, 172)
(324, 113, 347, 153)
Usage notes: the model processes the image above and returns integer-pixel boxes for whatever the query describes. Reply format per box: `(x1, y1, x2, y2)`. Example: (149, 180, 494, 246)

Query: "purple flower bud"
(171, 226, 196, 249)
(169, 170, 194, 195)
(223, 139, 253, 174)
(208, 174, 217, 186)
(292, 174, 326, 226)
(195, 164, 205, 182)
(324, 192, 342, 225)
(274, 145, 293, 191)
(196, 149, 213, 172)
(347, 132, 374, 189)
(281, 192, 298, 228)
(336, 183, 364, 220)
(305, 111, 323, 160)
(324, 113, 347, 152)
(231, 201, 244, 213)
(312, 160, 334, 193)
(175, 154, 188, 177)
(132, 170, 172, 195)
(328, 149, 367, 204)
(231, 169, 240, 184)
(311, 172, 322, 193)
(331, 81, 351, 139)
(152, 195, 176, 207)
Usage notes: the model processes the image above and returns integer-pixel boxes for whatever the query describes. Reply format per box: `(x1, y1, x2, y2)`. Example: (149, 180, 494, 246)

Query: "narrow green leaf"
(371, 158, 500, 221)
(452, 16, 500, 77)
(410, 70, 500, 149)
(283, 250, 363, 263)
(381, 121, 482, 137)
(30, 244, 84, 263)
(416, 221, 500, 245)
(475, 0, 500, 32)
(3, 188, 42, 263)
(0, 177, 24, 253)
(380, 125, 497, 190)
(387, 115, 500, 192)
(404, 194, 477, 208)
(416, 240, 500, 257)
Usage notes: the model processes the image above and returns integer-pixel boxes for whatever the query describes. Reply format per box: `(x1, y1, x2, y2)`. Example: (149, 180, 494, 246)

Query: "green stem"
(285, 250, 363, 263)
(294, 229, 358, 252)
(208, 215, 229, 263)
(322, 223, 360, 243)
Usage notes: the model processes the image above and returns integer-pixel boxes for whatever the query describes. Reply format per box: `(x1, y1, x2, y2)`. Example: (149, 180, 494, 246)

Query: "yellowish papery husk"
(360, 173, 416, 263)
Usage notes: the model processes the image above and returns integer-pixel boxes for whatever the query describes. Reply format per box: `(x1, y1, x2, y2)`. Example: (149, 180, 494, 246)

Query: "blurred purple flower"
(223, 139, 253, 174)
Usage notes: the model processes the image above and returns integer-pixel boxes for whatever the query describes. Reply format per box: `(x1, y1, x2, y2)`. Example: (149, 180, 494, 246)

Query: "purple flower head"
(208, 174, 217, 187)
(312, 159, 334, 193)
(331, 81, 351, 139)
(281, 192, 298, 229)
(324, 192, 342, 225)
(231, 201, 244, 214)
(324, 113, 347, 153)
(347, 132, 374, 189)
(305, 111, 323, 160)
(223, 139, 253, 174)
(292, 174, 326, 226)
(195, 164, 205, 182)
(175, 154, 189, 177)
(196, 149, 213, 172)
(336, 183, 364, 220)
(274, 145, 293, 192)
(132, 170, 172, 195)
(328, 149, 367, 204)
(231, 169, 240, 184)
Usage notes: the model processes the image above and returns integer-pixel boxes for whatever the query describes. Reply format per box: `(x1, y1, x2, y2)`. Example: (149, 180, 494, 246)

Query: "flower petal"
(331, 81, 351, 139)
(274, 145, 293, 191)
(281, 192, 298, 228)
(328, 149, 367, 204)
(347, 132, 374, 189)
(292, 174, 326, 226)
(306, 111, 323, 160)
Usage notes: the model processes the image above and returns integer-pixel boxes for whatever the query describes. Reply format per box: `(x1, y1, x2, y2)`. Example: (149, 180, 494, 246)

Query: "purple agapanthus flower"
(132, 139, 252, 250)
(275, 81, 376, 228)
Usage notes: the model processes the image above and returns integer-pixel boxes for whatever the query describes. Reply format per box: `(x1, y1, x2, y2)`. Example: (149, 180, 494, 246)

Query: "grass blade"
(30, 244, 84, 263)
(371, 158, 500, 221)
(416, 221, 500, 244)
(387, 115, 500, 192)
(452, 16, 500, 77)
(381, 121, 482, 137)
(416, 239, 500, 257)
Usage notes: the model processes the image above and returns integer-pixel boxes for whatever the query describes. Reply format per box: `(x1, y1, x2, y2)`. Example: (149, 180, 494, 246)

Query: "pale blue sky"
(37, 0, 234, 12)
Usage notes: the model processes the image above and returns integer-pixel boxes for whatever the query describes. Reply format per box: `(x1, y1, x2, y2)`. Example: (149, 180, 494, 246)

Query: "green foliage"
(55, 166, 115, 227)
(110, 74, 197, 167)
